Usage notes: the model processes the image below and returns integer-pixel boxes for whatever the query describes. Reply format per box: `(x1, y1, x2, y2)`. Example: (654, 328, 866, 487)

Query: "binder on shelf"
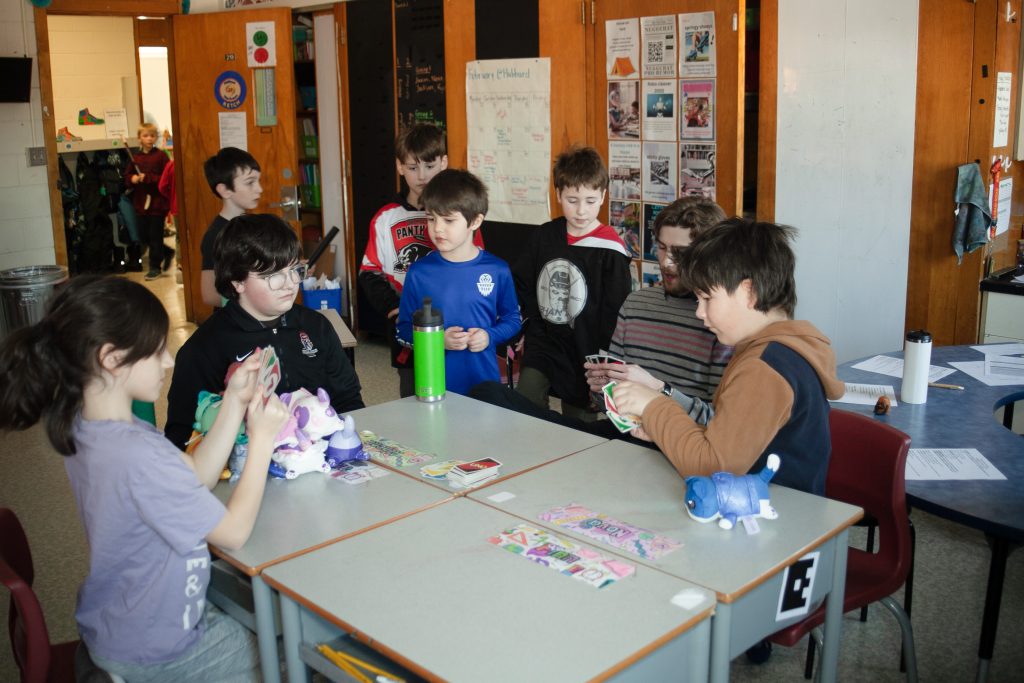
(299, 86, 317, 110)
(302, 135, 318, 159)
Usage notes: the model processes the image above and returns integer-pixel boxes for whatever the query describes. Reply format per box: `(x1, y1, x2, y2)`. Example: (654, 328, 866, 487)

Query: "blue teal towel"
(953, 163, 992, 264)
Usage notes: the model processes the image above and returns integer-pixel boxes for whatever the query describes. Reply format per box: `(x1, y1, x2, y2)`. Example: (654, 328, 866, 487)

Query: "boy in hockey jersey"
(360, 124, 485, 397)
(396, 170, 520, 395)
(513, 145, 632, 420)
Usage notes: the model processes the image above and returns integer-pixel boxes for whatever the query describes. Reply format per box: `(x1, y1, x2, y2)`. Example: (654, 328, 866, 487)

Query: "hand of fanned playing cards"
(601, 381, 640, 433)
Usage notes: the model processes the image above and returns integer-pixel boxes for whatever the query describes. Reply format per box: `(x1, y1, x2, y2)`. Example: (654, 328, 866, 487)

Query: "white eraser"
(487, 491, 516, 503)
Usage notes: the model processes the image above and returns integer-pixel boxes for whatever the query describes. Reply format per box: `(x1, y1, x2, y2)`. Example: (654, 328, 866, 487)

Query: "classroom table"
(465, 440, 862, 683)
(209, 461, 453, 683)
(837, 344, 1024, 683)
(351, 392, 608, 492)
(263, 498, 717, 683)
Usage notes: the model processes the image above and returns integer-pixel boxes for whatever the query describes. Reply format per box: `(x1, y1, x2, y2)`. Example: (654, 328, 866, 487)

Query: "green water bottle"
(413, 297, 445, 402)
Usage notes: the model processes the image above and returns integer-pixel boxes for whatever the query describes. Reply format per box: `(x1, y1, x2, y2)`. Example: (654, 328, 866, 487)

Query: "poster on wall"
(103, 109, 128, 138)
(681, 80, 714, 140)
(680, 142, 716, 199)
(218, 111, 248, 150)
(608, 81, 640, 139)
(609, 200, 641, 257)
(609, 141, 642, 201)
(642, 79, 677, 142)
(606, 18, 640, 79)
(642, 142, 678, 204)
(641, 15, 676, 79)
(642, 203, 665, 261)
(641, 261, 662, 288)
(994, 72, 1012, 148)
(679, 12, 716, 78)
(466, 58, 551, 224)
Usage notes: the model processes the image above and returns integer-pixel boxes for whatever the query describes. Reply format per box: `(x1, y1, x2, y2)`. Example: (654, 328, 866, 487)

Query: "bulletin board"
(395, 0, 447, 130)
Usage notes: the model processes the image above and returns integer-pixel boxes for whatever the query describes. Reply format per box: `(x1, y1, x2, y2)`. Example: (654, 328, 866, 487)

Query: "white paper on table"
(906, 448, 1006, 481)
(830, 383, 897, 406)
(850, 355, 956, 382)
(949, 361, 1024, 386)
(971, 343, 1024, 356)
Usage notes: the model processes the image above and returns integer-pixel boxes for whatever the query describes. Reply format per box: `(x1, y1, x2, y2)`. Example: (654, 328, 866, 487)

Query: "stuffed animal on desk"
(684, 454, 780, 530)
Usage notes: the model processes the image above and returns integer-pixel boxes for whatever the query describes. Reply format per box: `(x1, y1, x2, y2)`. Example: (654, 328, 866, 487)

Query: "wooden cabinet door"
(591, 0, 745, 215)
(171, 7, 298, 323)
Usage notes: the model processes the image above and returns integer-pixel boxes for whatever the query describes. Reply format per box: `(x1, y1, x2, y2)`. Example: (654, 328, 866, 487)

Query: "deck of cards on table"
(446, 458, 502, 488)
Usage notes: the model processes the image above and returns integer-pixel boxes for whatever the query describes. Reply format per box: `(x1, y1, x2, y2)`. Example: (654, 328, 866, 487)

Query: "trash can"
(0, 265, 69, 340)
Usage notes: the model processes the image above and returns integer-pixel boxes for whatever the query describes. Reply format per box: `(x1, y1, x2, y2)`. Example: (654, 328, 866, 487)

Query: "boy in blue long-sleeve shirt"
(397, 170, 521, 394)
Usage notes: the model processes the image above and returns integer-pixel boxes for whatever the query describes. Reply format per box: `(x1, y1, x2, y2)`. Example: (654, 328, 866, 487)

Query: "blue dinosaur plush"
(684, 454, 781, 529)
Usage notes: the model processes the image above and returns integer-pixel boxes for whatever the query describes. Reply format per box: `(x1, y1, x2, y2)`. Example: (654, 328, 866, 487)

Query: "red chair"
(0, 507, 78, 683)
(769, 409, 918, 682)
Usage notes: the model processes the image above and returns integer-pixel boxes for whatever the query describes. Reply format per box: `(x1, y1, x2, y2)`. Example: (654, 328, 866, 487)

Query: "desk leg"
(975, 535, 1013, 683)
(708, 602, 732, 683)
(819, 529, 849, 683)
(280, 594, 309, 683)
(252, 575, 281, 683)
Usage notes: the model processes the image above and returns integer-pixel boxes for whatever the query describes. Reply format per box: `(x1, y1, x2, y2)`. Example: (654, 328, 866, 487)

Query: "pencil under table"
(263, 497, 717, 683)
(208, 461, 453, 683)
(467, 440, 863, 683)
(838, 343, 1024, 683)
(350, 392, 608, 492)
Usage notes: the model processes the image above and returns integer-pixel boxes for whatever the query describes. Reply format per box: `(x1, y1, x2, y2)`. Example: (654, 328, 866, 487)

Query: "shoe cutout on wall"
(56, 126, 82, 142)
(78, 108, 104, 125)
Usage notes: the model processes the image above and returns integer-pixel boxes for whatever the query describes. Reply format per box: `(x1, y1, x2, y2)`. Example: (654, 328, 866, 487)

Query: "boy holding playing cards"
(165, 214, 364, 450)
(611, 218, 845, 495)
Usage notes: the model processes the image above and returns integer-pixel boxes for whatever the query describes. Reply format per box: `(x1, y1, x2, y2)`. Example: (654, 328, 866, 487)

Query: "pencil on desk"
(929, 382, 964, 390)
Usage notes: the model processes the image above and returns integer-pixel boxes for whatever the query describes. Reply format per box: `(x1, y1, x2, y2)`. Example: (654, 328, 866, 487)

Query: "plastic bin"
(302, 285, 342, 314)
(0, 265, 68, 340)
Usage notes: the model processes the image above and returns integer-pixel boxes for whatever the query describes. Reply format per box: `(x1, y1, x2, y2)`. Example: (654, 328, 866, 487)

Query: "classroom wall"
(775, 0, 920, 363)
(0, 0, 54, 271)
(47, 15, 136, 141)
(139, 46, 173, 136)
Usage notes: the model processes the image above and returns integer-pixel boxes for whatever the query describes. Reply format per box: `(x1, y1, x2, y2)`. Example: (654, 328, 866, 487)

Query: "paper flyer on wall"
(609, 141, 642, 201)
(642, 203, 664, 260)
(681, 80, 715, 140)
(608, 80, 640, 139)
(466, 58, 552, 224)
(642, 79, 677, 142)
(988, 177, 1013, 236)
(642, 141, 677, 203)
(994, 72, 1012, 148)
(641, 15, 677, 78)
(609, 200, 641, 257)
(630, 261, 642, 291)
(680, 142, 716, 199)
(218, 112, 248, 151)
(606, 18, 640, 79)
(641, 261, 662, 287)
(680, 11, 716, 78)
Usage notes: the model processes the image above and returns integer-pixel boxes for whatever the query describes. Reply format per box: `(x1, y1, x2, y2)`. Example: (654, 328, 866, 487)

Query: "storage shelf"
(57, 137, 139, 154)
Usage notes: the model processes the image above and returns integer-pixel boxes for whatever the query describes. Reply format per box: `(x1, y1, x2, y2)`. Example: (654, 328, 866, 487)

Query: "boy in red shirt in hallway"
(127, 122, 173, 280)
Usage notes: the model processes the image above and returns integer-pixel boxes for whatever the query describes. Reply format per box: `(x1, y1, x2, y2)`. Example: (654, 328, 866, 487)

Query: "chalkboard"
(395, 0, 446, 130)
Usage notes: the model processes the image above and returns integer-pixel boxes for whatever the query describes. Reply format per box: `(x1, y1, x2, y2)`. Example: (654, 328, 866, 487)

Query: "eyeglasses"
(257, 264, 307, 290)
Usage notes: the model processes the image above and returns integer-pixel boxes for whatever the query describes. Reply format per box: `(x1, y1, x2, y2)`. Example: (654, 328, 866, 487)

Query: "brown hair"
(553, 145, 609, 192)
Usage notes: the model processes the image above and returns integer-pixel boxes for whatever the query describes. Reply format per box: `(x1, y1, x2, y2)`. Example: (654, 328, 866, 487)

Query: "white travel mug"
(901, 330, 932, 404)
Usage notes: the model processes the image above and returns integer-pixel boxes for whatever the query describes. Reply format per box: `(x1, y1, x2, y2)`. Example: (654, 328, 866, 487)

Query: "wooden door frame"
(33, 0, 182, 277)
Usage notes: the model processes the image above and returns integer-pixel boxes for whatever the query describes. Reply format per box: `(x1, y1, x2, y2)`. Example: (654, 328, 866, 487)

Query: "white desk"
(467, 440, 863, 683)
(351, 393, 608, 492)
(264, 498, 716, 682)
(210, 464, 453, 683)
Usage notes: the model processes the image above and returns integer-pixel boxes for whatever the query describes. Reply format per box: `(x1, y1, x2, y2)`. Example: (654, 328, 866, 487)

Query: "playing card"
(257, 346, 281, 407)
(602, 381, 639, 432)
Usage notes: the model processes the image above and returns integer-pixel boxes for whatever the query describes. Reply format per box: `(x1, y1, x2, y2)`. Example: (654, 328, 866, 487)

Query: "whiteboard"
(775, 0, 920, 363)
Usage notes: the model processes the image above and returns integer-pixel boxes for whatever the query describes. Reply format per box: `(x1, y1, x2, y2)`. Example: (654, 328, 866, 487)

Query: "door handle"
(272, 186, 302, 221)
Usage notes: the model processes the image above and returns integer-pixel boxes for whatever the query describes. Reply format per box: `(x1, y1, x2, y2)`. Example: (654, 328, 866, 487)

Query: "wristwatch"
(661, 382, 673, 397)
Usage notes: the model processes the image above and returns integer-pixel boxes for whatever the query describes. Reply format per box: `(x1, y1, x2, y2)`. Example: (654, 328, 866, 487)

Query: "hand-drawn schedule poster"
(466, 58, 551, 224)
(395, 0, 446, 130)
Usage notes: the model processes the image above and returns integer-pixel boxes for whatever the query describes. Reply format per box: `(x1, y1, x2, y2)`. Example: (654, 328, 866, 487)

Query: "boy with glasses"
(165, 214, 364, 450)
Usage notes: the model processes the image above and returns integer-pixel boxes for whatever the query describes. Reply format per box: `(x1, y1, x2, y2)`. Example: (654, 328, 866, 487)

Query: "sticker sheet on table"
(540, 503, 683, 560)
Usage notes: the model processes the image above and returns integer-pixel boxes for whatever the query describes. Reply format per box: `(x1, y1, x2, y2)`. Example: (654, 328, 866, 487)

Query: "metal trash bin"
(0, 265, 69, 340)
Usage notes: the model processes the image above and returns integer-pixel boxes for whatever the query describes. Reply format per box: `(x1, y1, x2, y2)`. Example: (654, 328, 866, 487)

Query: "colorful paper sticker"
(329, 460, 389, 485)
(488, 523, 635, 589)
(539, 503, 682, 560)
(359, 431, 436, 468)
(214, 70, 247, 110)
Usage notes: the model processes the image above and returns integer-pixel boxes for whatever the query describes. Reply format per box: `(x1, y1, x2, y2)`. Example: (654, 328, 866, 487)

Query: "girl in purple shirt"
(0, 276, 288, 682)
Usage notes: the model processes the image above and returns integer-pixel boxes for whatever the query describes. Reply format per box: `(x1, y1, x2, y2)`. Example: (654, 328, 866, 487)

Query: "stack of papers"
(446, 458, 502, 488)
